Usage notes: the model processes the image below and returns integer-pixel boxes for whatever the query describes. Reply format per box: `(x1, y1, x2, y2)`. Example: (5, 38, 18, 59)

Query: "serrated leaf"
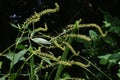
(31, 38, 51, 45)
(103, 21, 111, 27)
(99, 52, 120, 69)
(98, 54, 111, 65)
(89, 30, 98, 40)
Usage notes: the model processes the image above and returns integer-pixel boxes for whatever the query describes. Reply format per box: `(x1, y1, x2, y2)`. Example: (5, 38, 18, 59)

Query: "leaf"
(17, 24, 21, 29)
(9, 22, 22, 30)
(89, 30, 98, 40)
(3, 52, 15, 61)
(16, 44, 28, 49)
(16, 37, 28, 45)
(0, 75, 8, 80)
(31, 38, 51, 45)
(42, 57, 51, 65)
(103, 21, 111, 27)
(9, 22, 19, 29)
(62, 73, 71, 79)
(117, 69, 120, 78)
(108, 52, 120, 63)
(103, 35, 117, 47)
(9, 73, 18, 80)
(99, 52, 120, 69)
(110, 27, 120, 33)
(98, 54, 111, 65)
(3, 49, 27, 68)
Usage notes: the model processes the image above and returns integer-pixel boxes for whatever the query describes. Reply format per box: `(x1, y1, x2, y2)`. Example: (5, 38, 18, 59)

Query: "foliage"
(0, 3, 120, 80)
(97, 10, 120, 80)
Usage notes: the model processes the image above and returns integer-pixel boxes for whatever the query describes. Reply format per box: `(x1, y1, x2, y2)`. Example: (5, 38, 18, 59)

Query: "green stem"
(30, 47, 35, 80)
(55, 20, 79, 80)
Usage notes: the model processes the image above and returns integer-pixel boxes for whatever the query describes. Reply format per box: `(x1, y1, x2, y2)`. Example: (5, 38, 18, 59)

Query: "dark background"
(0, 0, 120, 52)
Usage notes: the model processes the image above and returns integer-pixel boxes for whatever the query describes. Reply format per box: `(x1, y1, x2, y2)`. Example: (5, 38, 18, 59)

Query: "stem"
(28, 45, 35, 80)
(30, 54, 35, 80)
(55, 20, 79, 80)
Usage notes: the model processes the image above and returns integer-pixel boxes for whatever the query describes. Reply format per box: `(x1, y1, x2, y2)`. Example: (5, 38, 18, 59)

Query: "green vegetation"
(0, 3, 120, 80)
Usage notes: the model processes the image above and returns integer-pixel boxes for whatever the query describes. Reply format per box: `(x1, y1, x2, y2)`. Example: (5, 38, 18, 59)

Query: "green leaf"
(17, 24, 21, 29)
(3, 52, 15, 61)
(42, 57, 51, 65)
(110, 27, 120, 33)
(89, 30, 98, 40)
(3, 49, 27, 68)
(0, 75, 8, 80)
(103, 21, 111, 27)
(117, 69, 120, 78)
(98, 54, 111, 65)
(62, 73, 71, 79)
(75, 37, 91, 48)
(9, 22, 22, 30)
(9, 73, 18, 80)
(16, 44, 28, 49)
(103, 35, 117, 47)
(9, 22, 19, 29)
(31, 38, 51, 45)
(108, 52, 120, 63)
(99, 58, 108, 65)
(99, 52, 120, 69)
(16, 37, 28, 45)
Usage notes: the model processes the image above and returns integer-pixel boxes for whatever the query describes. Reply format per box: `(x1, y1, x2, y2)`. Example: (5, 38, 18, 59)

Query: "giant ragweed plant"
(0, 3, 112, 80)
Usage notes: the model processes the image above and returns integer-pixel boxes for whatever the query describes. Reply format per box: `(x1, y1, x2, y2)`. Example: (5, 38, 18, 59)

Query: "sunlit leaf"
(103, 21, 111, 27)
(31, 38, 51, 45)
